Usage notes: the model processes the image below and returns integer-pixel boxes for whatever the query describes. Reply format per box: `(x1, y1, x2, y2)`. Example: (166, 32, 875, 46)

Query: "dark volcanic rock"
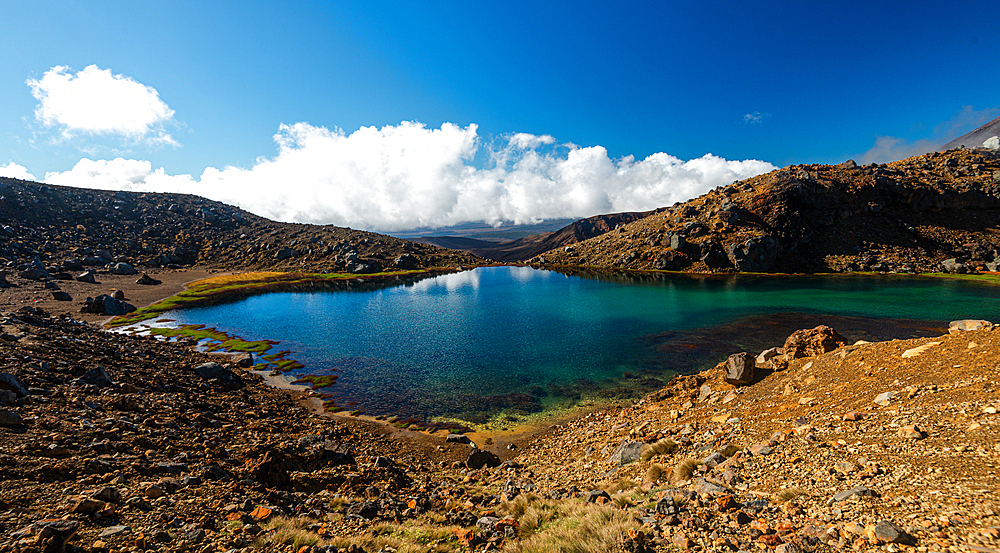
(466, 448, 501, 470)
(194, 362, 244, 390)
(80, 294, 136, 316)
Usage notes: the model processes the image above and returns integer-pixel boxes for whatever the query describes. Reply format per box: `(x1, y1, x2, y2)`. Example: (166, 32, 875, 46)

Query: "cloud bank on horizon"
(2, 64, 779, 232)
(9, 122, 777, 231)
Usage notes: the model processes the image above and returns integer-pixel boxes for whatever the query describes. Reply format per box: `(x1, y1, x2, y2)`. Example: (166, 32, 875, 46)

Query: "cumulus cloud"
(27, 65, 177, 146)
(42, 121, 777, 231)
(859, 105, 1000, 164)
(0, 162, 37, 181)
(743, 111, 770, 124)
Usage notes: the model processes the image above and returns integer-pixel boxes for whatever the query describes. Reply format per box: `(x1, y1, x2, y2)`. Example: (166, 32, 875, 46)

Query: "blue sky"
(1, 1, 998, 230)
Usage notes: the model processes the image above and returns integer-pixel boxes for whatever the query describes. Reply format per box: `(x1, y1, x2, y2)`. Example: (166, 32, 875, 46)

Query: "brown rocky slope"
(0, 177, 483, 276)
(532, 148, 1000, 274)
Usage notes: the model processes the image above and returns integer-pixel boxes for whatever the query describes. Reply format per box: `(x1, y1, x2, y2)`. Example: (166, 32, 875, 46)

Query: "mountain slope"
(418, 210, 661, 262)
(0, 177, 484, 274)
(941, 115, 1000, 151)
(532, 148, 1000, 274)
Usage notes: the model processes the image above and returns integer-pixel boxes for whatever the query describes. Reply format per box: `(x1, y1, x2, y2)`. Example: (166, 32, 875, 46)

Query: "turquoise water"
(157, 267, 1000, 426)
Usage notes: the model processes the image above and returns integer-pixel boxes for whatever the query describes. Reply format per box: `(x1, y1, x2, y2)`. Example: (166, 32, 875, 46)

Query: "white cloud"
(743, 111, 770, 124)
(0, 162, 36, 181)
(27, 65, 177, 145)
(42, 121, 777, 231)
(859, 105, 1000, 164)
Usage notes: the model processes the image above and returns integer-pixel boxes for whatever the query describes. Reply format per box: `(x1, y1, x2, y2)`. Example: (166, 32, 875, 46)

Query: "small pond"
(143, 266, 1000, 428)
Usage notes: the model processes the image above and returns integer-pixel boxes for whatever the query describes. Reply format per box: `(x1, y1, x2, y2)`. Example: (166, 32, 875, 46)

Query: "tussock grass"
(640, 438, 677, 461)
(504, 499, 639, 553)
(644, 463, 666, 483)
(259, 514, 461, 553)
(774, 488, 809, 503)
(672, 458, 701, 483)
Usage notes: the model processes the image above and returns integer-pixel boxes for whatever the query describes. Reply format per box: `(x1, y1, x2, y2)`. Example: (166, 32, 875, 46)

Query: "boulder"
(31, 519, 79, 553)
(949, 319, 992, 333)
(51, 291, 72, 301)
(0, 409, 22, 426)
(194, 362, 244, 391)
(233, 352, 254, 368)
(782, 325, 846, 359)
(393, 254, 419, 270)
(135, 273, 161, 285)
(108, 262, 138, 275)
(19, 267, 49, 281)
(446, 433, 471, 444)
(274, 247, 295, 260)
(609, 439, 644, 466)
(466, 448, 501, 470)
(0, 373, 29, 397)
(941, 258, 968, 274)
(76, 271, 98, 284)
(726, 235, 781, 272)
(80, 295, 136, 316)
(81, 367, 114, 387)
(699, 241, 731, 269)
(873, 520, 916, 545)
(725, 352, 754, 385)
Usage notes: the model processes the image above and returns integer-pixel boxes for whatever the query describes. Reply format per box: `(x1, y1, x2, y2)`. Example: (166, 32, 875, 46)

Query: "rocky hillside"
(532, 148, 1000, 274)
(0, 177, 483, 276)
(941, 116, 1000, 151)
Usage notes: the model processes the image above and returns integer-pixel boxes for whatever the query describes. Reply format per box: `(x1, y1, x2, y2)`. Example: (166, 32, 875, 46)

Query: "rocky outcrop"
(533, 148, 1000, 274)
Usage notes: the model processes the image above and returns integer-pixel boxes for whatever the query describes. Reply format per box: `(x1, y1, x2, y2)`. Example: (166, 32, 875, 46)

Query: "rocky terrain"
(941, 117, 1000, 151)
(0, 177, 483, 278)
(532, 148, 1000, 274)
(2, 306, 998, 552)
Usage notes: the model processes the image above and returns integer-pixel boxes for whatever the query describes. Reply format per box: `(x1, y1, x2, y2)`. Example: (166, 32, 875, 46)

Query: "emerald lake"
(146, 267, 1000, 428)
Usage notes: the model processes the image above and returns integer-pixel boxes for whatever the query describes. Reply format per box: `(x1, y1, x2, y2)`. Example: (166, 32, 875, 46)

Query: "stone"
(874, 391, 895, 406)
(748, 443, 773, 456)
(829, 485, 879, 504)
(108, 262, 138, 275)
(725, 352, 754, 385)
(655, 497, 679, 515)
(843, 411, 866, 421)
(897, 424, 925, 439)
(90, 487, 121, 503)
(81, 367, 113, 387)
(873, 520, 916, 545)
(0, 390, 14, 405)
(70, 497, 106, 514)
(670, 234, 687, 251)
(446, 433, 471, 444)
(274, 247, 295, 260)
(949, 319, 993, 333)
(0, 409, 22, 426)
(80, 294, 135, 316)
(393, 254, 419, 270)
(466, 448, 501, 470)
(782, 325, 846, 358)
(586, 489, 611, 503)
(31, 519, 79, 553)
(76, 271, 98, 284)
(144, 485, 164, 499)
(0, 373, 29, 397)
(232, 352, 254, 368)
(51, 291, 71, 301)
(755, 347, 782, 368)
(136, 273, 161, 285)
(609, 439, 645, 466)
(941, 258, 968, 274)
(98, 525, 131, 538)
(194, 362, 244, 390)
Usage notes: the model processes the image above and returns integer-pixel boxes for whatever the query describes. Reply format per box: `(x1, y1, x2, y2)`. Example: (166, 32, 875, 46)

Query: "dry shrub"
(672, 459, 701, 483)
(774, 488, 808, 503)
(640, 438, 677, 461)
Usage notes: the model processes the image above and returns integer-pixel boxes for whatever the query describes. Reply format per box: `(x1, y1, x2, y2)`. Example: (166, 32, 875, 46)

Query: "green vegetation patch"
(108, 269, 443, 328)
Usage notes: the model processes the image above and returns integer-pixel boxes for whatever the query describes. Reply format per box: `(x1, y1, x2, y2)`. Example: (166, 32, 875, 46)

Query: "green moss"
(292, 374, 339, 389)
